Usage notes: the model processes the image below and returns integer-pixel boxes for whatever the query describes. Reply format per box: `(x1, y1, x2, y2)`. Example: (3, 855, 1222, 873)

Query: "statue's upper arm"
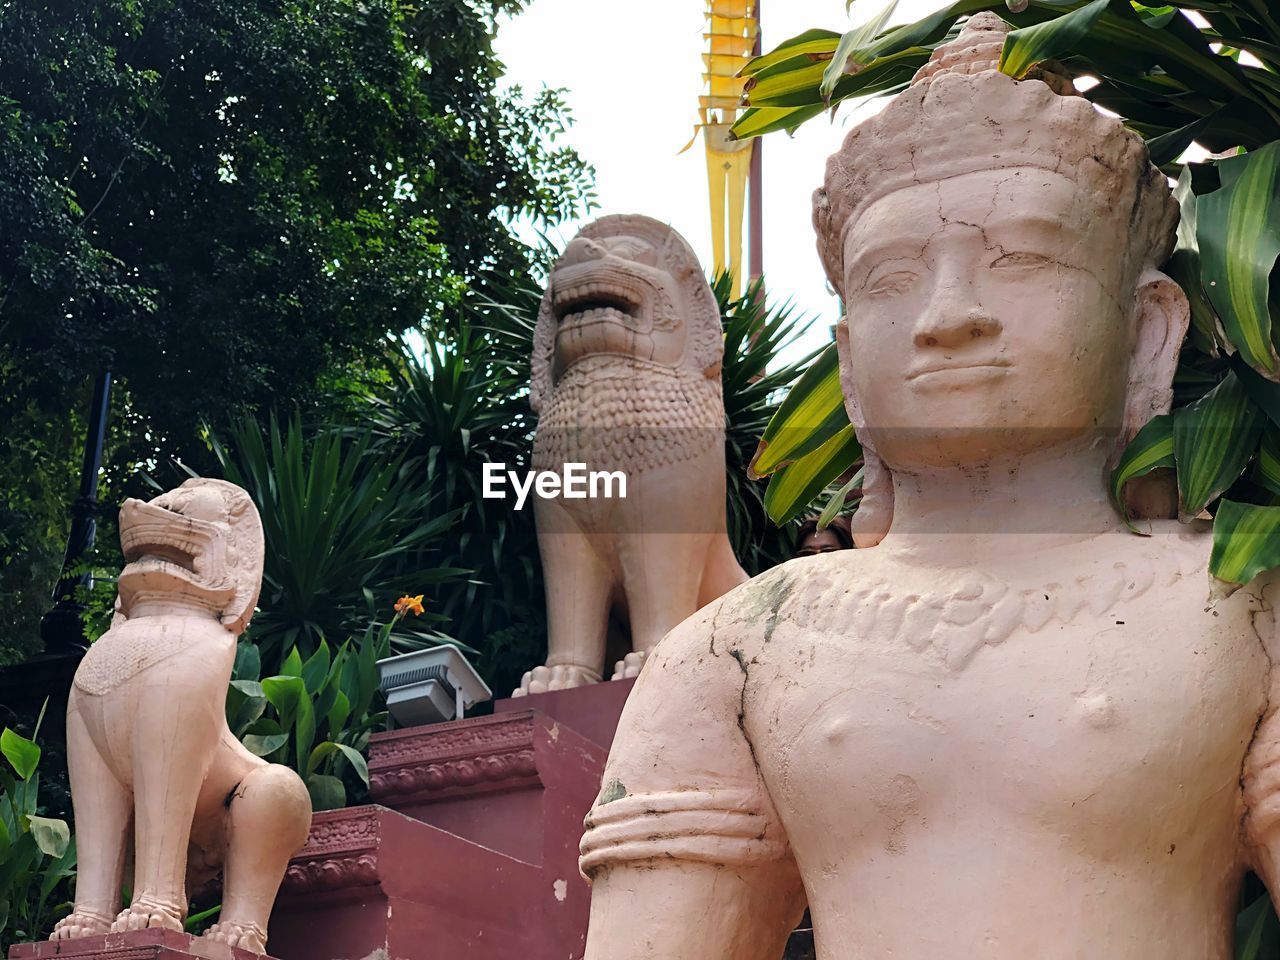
(579, 607, 805, 960)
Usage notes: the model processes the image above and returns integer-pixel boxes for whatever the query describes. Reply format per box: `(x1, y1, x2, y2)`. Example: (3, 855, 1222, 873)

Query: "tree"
(0, 0, 595, 663)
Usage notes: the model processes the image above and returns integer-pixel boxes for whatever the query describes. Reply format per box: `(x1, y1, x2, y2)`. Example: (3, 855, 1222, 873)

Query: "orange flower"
(394, 594, 425, 617)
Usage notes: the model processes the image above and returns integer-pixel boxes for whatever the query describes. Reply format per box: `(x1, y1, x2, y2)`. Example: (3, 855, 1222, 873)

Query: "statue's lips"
(906, 359, 1012, 382)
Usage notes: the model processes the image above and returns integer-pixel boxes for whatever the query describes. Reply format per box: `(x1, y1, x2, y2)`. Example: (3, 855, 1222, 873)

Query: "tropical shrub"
(0, 711, 76, 944)
(740, 0, 1280, 587)
(225, 603, 412, 812)
(716, 273, 820, 570)
(210, 413, 465, 675)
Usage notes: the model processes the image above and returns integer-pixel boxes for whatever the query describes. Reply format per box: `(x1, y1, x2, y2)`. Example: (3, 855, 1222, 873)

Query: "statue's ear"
(1122, 268, 1189, 448)
(530, 287, 557, 414)
(835, 315, 893, 548)
(661, 230, 698, 280)
(219, 489, 265, 636)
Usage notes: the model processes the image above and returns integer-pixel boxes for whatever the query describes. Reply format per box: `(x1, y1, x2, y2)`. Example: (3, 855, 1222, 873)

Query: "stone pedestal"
(8, 930, 269, 960)
(266, 681, 634, 960)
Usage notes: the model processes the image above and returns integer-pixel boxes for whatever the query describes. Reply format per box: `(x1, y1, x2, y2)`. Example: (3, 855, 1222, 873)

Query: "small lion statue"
(51, 478, 311, 953)
(514, 215, 748, 695)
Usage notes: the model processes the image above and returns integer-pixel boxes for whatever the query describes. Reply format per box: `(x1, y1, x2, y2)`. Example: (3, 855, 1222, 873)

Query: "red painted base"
(266, 680, 635, 960)
(8, 929, 271, 960)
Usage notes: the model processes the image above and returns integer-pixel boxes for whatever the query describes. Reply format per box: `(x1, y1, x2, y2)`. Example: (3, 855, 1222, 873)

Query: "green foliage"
(715, 274, 820, 571)
(210, 413, 464, 673)
(353, 277, 546, 694)
(227, 621, 391, 812)
(0, 0, 593, 665)
(0, 710, 76, 945)
(742, 1, 1280, 586)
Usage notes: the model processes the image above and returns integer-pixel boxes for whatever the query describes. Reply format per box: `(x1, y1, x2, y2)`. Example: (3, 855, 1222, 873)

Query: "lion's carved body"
(515, 215, 748, 696)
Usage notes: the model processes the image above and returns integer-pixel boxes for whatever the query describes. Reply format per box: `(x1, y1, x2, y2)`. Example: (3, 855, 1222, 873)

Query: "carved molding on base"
(368, 712, 542, 803)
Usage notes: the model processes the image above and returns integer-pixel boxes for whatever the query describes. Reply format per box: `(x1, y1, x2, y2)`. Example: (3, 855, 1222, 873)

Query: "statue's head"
(530, 215, 722, 412)
(116, 478, 265, 634)
(813, 13, 1188, 544)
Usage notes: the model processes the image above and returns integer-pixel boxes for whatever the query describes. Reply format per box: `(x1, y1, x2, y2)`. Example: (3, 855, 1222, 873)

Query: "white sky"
(495, 0, 947, 357)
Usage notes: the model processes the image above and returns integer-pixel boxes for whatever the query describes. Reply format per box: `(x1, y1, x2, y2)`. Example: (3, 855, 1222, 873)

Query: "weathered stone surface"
(576, 13, 1280, 960)
(51, 481, 309, 955)
(516, 215, 748, 696)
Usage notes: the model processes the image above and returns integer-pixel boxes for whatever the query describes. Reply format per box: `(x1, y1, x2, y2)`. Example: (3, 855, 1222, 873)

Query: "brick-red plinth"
(8, 929, 272, 960)
(266, 680, 634, 960)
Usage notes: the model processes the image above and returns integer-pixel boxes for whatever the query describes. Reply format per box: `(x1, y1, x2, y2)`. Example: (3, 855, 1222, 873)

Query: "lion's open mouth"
(118, 498, 210, 576)
(554, 287, 641, 327)
(552, 263, 649, 327)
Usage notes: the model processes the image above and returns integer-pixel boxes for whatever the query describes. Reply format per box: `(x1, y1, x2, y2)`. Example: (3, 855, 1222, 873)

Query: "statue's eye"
(866, 270, 918, 298)
(991, 251, 1054, 269)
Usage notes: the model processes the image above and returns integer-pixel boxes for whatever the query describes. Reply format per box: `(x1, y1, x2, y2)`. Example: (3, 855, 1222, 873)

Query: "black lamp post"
(38, 369, 113, 657)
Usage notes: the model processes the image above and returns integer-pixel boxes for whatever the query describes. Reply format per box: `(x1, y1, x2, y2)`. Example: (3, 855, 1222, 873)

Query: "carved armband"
(579, 788, 788, 879)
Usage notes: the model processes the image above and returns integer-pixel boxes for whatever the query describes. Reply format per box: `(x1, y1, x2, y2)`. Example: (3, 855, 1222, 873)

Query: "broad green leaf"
(280, 646, 303, 679)
(26, 816, 69, 859)
(1198, 141, 1280, 380)
(328, 689, 352, 741)
(999, 0, 1111, 78)
(232, 641, 261, 682)
(306, 773, 346, 812)
(1259, 427, 1280, 496)
(821, 0, 900, 100)
(1232, 354, 1280, 429)
(740, 29, 841, 78)
(1, 729, 39, 782)
(1108, 414, 1174, 530)
(750, 343, 849, 478)
(1211, 500, 1280, 586)
(301, 641, 331, 694)
(229, 679, 264, 699)
(1173, 371, 1265, 519)
(730, 103, 826, 140)
(295, 693, 316, 766)
(306, 741, 340, 776)
(1237, 893, 1271, 960)
(335, 743, 371, 788)
(242, 732, 288, 757)
(818, 467, 865, 529)
(764, 424, 862, 525)
(1168, 167, 1225, 357)
(261, 675, 305, 719)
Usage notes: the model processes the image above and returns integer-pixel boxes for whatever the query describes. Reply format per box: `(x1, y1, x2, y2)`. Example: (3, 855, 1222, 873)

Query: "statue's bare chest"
(745, 548, 1270, 868)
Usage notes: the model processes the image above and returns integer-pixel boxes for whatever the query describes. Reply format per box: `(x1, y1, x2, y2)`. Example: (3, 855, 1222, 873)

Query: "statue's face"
(117, 482, 236, 612)
(841, 167, 1133, 470)
(550, 231, 688, 370)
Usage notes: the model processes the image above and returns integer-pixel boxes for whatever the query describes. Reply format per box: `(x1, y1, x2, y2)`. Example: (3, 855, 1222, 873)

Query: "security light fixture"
(377, 645, 492, 727)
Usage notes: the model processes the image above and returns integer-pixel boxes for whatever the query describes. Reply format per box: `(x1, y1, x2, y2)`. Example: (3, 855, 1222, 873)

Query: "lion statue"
(513, 214, 748, 695)
(51, 478, 311, 953)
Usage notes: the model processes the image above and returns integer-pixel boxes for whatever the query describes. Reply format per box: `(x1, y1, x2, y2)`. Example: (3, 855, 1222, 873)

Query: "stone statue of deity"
(578, 14, 1280, 958)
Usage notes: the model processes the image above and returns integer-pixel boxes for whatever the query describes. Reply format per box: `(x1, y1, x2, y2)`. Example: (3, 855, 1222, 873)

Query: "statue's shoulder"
(680, 550, 872, 655)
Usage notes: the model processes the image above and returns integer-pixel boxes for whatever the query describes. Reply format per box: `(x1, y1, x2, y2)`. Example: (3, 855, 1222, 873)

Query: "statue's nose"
(913, 303, 1002, 350)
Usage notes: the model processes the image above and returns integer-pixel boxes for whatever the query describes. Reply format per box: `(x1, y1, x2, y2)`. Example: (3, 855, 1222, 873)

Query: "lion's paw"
(50, 908, 113, 940)
(203, 919, 268, 954)
(610, 650, 647, 680)
(512, 663, 601, 697)
(111, 896, 184, 934)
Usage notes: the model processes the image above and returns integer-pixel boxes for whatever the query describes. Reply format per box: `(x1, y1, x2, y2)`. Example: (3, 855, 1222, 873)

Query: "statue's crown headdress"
(813, 12, 1177, 294)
